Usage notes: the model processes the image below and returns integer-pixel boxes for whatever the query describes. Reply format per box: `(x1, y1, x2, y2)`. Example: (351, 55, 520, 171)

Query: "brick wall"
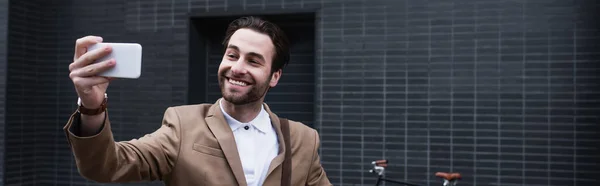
(0, 0, 6, 185)
(2, 0, 599, 186)
(5, 0, 50, 185)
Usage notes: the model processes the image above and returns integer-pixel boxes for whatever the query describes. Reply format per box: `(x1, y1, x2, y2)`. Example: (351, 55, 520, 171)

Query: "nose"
(230, 57, 247, 75)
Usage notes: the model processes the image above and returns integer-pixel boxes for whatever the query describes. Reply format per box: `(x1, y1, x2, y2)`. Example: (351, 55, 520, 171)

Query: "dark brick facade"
(0, 0, 6, 185)
(2, 0, 599, 186)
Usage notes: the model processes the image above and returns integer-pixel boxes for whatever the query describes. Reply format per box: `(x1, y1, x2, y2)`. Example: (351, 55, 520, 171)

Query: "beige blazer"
(63, 99, 332, 186)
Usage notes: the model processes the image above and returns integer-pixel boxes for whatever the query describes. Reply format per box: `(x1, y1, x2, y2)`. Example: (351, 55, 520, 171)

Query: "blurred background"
(0, 0, 599, 185)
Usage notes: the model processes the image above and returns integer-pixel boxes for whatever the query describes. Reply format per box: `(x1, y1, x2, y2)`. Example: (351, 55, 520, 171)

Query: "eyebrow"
(227, 44, 266, 62)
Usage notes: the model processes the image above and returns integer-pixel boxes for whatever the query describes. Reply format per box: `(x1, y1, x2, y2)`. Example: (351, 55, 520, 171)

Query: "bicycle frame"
(368, 159, 461, 186)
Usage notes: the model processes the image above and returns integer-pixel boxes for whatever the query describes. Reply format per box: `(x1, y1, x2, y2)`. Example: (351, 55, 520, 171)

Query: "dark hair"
(222, 16, 290, 73)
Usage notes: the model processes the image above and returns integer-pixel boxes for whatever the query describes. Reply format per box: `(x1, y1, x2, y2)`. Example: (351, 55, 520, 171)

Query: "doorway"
(188, 12, 316, 128)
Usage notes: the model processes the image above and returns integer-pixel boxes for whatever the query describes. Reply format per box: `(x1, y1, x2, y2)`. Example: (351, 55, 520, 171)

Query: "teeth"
(228, 78, 248, 86)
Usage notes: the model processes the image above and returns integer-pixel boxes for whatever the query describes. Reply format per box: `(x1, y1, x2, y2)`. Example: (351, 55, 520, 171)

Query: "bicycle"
(368, 159, 462, 186)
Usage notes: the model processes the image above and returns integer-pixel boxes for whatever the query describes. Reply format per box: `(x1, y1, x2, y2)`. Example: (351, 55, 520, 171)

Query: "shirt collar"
(219, 99, 272, 134)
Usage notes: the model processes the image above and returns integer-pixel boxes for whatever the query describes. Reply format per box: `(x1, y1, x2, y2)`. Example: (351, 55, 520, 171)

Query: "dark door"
(189, 13, 316, 128)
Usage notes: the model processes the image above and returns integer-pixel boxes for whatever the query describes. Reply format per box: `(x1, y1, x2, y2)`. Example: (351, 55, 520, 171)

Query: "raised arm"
(63, 35, 180, 182)
(63, 107, 181, 183)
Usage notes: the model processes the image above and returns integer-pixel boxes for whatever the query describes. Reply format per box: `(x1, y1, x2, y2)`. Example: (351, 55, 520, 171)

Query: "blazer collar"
(218, 99, 272, 134)
(204, 98, 287, 186)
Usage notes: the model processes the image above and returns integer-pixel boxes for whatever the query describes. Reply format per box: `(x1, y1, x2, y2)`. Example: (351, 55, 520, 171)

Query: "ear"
(269, 69, 282, 88)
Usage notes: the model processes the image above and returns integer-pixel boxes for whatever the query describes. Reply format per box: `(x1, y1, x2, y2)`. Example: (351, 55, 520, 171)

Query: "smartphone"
(88, 42, 143, 79)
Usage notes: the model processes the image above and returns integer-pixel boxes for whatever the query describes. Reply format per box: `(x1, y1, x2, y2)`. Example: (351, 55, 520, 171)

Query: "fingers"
(74, 36, 103, 61)
(69, 44, 112, 72)
(69, 59, 115, 78)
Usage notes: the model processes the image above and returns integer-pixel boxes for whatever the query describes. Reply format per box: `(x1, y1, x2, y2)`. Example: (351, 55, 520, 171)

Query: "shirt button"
(244, 126, 250, 130)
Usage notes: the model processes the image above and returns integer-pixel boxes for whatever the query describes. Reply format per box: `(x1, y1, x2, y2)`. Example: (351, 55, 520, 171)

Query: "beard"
(218, 70, 271, 105)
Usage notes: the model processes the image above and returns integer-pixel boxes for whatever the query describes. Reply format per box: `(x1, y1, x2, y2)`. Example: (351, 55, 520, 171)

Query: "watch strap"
(77, 94, 108, 115)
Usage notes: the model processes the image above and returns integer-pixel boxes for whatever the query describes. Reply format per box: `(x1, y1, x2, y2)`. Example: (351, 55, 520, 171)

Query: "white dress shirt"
(219, 100, 279, 186)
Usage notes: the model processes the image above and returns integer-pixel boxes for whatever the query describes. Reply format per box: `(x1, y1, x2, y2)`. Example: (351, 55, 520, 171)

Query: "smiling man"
(63, 16, 332, 186)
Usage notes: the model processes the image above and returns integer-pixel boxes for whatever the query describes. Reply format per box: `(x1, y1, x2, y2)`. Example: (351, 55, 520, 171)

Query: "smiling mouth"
(227, 78, 249, 86)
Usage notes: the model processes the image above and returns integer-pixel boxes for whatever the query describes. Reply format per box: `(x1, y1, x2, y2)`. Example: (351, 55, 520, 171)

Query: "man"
(64, 16, 332, 186)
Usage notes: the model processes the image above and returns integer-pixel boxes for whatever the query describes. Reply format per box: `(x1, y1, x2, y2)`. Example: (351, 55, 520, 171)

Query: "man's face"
(218, 28, 281, 105)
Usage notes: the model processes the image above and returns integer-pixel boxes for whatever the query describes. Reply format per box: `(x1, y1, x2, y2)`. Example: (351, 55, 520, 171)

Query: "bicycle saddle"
(435, 172, 462, 181)
(373, 159, 388, 167)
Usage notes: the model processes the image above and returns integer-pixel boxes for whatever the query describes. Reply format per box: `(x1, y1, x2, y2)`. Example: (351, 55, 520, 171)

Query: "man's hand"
(69, 35, 116, 136)
(69, 35, 115, 109)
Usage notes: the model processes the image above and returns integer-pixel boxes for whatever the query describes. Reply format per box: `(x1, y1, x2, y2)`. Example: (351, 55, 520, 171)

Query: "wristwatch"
(77, 93, 108, 115)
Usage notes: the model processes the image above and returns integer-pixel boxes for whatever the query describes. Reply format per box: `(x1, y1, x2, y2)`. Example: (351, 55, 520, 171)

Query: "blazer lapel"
(262, 103, 287, 184)
(205, 99, 247, 186)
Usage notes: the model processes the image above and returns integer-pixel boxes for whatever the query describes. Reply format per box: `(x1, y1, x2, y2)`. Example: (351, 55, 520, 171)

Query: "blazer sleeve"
(306, 129, 333, 186)
(62, 107, 181, 183)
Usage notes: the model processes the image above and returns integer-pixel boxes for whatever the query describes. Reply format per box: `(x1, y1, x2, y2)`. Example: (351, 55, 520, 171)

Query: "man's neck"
(220, 98, 263, 123)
